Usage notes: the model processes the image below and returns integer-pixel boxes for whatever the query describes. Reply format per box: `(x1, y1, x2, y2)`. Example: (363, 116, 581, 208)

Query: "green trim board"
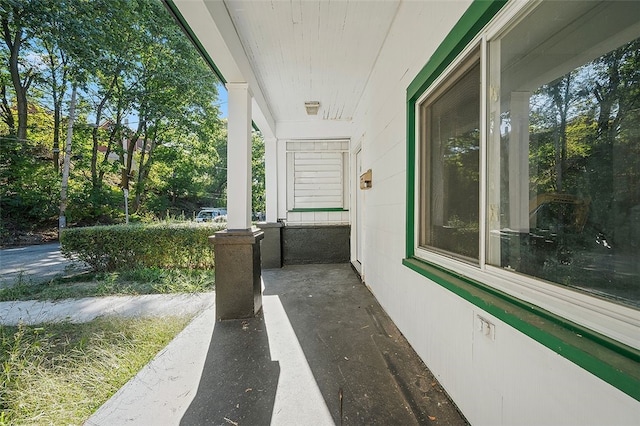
(290, 208, 348, 212)
(403, 257, 640, 402)
(163, 0, 227, 84)
(406, 0, 507, 103)
(404, 0, 639, 402)
(163, 0, 261, 133)
(405, 98, 416, 258)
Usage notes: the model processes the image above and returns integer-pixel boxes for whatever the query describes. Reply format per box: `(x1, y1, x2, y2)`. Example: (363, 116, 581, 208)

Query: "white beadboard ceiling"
(221, 0, 401, 124)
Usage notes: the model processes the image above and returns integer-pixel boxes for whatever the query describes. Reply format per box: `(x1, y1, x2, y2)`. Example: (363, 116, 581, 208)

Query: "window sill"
(290, 208, 349, 212)
(402, 256, 640, 402)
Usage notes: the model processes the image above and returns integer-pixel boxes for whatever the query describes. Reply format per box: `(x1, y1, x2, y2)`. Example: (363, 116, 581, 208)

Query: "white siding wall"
(350, 1, 640, 425)
(285, 140, 350, 224)
(291, 152, 343, 209)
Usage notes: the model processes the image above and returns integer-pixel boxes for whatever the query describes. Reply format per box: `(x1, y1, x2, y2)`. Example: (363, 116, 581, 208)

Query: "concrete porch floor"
(89, 264, 468, 425)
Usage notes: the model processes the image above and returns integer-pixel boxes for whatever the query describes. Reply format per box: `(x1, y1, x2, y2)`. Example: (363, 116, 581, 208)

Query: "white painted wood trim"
(264, 137, 278, 222)
(277, 139, 287, 219)
(226, 82, 252, 230)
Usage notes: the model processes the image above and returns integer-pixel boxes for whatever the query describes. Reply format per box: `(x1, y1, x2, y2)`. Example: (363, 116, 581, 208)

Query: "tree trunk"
(47, 45, 68, 174)
(551, 74, 571, 192)
(2, 18, 31, 142)
(52, 99, 61, 173)
(121, 121, 143, 191)
(133, 135, 149, 212)
(133, 129, 158, 212)
(0, 84, 15, 133)
(91, 73, 119, 188)
(59, 85, 77, 231)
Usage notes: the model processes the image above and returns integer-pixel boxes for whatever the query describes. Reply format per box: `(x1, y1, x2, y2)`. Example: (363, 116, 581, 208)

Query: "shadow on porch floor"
(182, 264, 467, 425)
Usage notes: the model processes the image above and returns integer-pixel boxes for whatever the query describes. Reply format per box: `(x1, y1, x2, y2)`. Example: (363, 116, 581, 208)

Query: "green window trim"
(404, 0, 639, 402)
(163, 0, 226, 84)
(164, 0, 261, 132)
(289, 208, 349, 213)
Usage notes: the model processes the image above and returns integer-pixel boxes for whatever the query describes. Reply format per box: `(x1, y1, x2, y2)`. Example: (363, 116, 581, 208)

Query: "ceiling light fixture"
(305, 101, 320, 115)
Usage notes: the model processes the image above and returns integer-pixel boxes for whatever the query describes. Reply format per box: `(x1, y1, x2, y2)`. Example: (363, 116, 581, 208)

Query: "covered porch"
(146, 1, 466, 423)
(164, 0, 386, 280)
(87, 263, 467, 425)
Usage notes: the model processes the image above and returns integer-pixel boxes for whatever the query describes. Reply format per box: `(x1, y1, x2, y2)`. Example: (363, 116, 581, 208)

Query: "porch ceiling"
(173, 0, 401, 136)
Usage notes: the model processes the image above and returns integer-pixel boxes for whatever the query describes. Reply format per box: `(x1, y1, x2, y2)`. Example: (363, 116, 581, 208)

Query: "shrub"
(60, 223, 225, 271)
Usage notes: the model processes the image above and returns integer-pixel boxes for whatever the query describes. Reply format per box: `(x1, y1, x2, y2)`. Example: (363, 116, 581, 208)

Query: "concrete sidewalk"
(0, 292, 214, 326)
(86, 302, 218, 426)
(0, 243, 89, 288)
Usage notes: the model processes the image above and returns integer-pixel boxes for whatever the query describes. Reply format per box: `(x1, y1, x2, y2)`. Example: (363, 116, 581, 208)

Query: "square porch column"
(226, 82, 252, 231)
(210, 82, 264, 320)
(264, 137, 278, 224)
(257, 137, 283, 269)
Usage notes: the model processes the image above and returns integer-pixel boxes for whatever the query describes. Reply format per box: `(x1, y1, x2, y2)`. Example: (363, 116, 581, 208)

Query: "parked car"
(196, 208, 227, 222)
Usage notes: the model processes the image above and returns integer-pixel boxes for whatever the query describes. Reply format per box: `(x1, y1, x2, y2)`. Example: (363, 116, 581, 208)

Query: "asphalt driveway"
(0, 243, 88, 288)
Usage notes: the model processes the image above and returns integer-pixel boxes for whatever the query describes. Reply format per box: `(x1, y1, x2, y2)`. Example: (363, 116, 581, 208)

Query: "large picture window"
(412, 0, 640, 311)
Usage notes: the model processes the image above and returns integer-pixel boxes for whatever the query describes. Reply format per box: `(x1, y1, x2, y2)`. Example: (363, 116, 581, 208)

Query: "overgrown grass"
(0, 268, 215, 302)
(0, 316, 192, 425)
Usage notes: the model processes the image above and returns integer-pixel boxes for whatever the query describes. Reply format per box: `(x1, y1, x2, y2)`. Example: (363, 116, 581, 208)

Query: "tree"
(587, 38, 640, 238)
(0, 0, 227, 238)
(547, 73, 573, 192)
(0, 71, 15, 133)
(143, 122, 226, 217)
(36, 0, 69, 173)
(0, 101, 60, 234)
(0, 0, 41, 142)
(59, 85, 76, 229)
(121, 0, 220, 208)
(529, 36, 640, 249)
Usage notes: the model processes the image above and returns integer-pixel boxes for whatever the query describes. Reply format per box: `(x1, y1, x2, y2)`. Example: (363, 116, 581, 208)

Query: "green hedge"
(60, 223, 226, 271)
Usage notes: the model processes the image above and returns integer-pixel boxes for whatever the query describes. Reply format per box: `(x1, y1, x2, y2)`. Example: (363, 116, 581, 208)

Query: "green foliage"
(0, 316, 191, 425)
(528, 37, 640, 249)
(60, 222, 224, 271)
(252, 133, 265, 215)
(67, 181, 123, 225)
(144, 126, 227, 218)
(0, 134, 60, 234)
(0, 0, 269, 237)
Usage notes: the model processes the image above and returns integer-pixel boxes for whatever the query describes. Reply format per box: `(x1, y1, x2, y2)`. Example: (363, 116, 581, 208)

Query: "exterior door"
(354, 148, 364, 274)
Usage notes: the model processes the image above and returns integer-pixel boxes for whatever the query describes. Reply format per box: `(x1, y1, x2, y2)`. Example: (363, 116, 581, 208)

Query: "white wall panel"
(285, 140, 349, 223)
(292, 152, 343, 209)
(277, 139, 288, 219)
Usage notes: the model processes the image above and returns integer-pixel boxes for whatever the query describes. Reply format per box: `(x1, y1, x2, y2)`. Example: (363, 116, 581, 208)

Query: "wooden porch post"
(226, 83, 252, 231)
(210, 82, 264, 320)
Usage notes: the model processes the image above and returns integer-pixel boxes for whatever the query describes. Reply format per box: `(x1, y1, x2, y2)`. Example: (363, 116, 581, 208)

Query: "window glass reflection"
(490, 1, 640, 307)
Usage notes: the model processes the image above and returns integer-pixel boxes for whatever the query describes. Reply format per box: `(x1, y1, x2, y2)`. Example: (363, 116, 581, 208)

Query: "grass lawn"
(0, 315, 193, 425)
(0, 267, 215, 302)
(0, 267, 215, 424)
